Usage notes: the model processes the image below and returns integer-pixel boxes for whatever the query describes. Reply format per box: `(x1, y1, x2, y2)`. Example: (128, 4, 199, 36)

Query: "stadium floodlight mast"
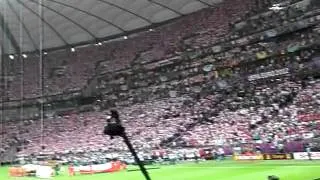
(103, 110, 152, 180)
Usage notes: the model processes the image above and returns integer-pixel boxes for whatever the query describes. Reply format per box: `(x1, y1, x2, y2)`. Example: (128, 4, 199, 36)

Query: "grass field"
(1, 160, 320, 180)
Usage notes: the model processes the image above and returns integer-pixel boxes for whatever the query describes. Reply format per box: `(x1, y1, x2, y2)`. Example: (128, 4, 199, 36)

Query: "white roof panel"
(0, 0, 223, 54)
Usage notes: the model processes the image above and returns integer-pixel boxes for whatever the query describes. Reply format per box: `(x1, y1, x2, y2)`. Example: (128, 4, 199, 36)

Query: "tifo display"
(76, 161, 126, 174)
(8, 161, 126, 178)
(9, 163, 58, 178)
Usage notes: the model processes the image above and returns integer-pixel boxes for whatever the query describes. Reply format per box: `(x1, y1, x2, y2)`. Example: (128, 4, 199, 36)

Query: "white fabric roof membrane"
(0, 0, 223, 54)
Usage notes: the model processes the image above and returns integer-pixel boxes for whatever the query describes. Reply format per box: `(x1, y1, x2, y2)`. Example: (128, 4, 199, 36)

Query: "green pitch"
(1, 160, 320, 180)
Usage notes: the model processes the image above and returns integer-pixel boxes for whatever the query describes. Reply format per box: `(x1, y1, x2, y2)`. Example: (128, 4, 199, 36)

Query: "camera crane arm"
(103, 110, 152, 180)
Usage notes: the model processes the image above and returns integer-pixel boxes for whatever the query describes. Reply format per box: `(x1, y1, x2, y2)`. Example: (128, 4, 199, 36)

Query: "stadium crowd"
(1, 75, 319, 158)
(0, 0, 320, 163)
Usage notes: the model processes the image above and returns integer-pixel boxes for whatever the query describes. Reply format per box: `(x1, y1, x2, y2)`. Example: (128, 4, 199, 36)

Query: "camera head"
(110, 110, 119, 120)
(103, 110, 125, 137)
(268, 175, 280, 180)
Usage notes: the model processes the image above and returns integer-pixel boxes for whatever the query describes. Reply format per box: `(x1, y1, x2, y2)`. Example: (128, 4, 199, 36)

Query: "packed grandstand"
(0, 0, 320, 179)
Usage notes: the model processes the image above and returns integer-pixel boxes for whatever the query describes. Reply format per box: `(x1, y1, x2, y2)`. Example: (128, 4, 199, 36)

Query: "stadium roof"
(0, 0, 222, 55)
